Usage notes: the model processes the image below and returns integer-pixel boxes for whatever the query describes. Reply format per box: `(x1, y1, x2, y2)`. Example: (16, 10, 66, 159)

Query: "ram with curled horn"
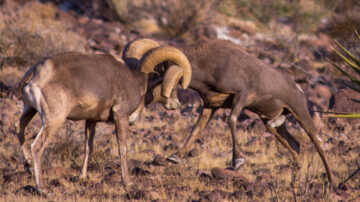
(139, 39, 334, 187)
(122, 38, 187, 123)
(14, 43, 190, 193)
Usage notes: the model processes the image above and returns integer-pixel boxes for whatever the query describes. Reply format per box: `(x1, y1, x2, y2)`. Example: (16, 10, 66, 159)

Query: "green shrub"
(329, 31, 360, 118)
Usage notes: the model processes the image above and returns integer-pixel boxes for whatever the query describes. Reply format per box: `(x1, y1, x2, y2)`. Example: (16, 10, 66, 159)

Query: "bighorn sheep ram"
(124, 38, 333, 185)
(15, 45, 191, 193)
(122, 38, 183, 112)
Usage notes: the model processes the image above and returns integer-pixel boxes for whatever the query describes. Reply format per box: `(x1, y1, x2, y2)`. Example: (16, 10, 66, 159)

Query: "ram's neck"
(132, 70, 148, 95)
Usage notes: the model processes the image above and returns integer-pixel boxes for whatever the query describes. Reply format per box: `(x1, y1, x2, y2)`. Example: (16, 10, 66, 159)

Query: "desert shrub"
(0, 2, 85, 69)
(148, 0, 216, 38)
(219, 0, 339, 32)
(106, 0, 217, 38)
(329, 31, 360, 118)
(327, 0, 360, 36)
(106, 0, 129, 23)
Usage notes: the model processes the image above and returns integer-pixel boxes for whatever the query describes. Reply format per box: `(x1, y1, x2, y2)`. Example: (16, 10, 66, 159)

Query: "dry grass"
(1, 95, 358, 200)
(0, 2, 85, 72)
(148, 0, 217, 38)
(106, 0, 217, 38)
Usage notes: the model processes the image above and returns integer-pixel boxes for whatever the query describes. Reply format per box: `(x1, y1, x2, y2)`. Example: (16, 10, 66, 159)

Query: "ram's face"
(144, 83, 180, 110)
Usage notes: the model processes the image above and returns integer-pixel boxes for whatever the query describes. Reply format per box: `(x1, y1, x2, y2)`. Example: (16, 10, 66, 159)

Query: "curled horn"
(138, 46, 191, 90)
(161, 65, 183, 98)
(122, 38, 160, 69)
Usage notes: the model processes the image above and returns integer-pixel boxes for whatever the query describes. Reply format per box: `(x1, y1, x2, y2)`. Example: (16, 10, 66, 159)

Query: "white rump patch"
(267, 115, 285, 128)
(23, 83, 42, 114)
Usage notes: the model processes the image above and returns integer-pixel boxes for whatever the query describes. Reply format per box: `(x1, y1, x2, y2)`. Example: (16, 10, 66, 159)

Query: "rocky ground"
(0, 0, 360, 201)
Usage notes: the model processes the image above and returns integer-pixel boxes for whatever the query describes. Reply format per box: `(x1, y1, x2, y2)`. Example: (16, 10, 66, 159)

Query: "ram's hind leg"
(80, 120, 96, 179)
(15, 104, 37, 170)
(264, 118, 300, 167)
(31, 112, 66, 194)
(263, 115, 302, 195)
(228, 92, 249, 169)
(291, 107, 333, 185)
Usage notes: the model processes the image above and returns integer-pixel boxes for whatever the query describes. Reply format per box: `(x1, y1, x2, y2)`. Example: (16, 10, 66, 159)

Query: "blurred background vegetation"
(330, 32, 360, 118)
(2, 0, 359, 63)
(1, 0, 360, 200)
(1, 0, 360, 105)
(1, 1, 359, 48)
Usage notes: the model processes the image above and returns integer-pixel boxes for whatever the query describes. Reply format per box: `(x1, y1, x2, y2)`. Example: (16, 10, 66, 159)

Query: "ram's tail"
(18, 66, 35, 92)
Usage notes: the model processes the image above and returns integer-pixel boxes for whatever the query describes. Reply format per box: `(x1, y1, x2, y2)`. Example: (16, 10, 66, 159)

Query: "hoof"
(79, 174, 88, 181)
(233, 158, 245, 170)
(44, 192, 54, 198)
(124, 181, 134, 190)
(37, 187, 51, 196)
(166, 154, 181, 164)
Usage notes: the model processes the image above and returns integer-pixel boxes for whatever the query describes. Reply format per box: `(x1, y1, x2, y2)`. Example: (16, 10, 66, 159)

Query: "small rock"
(148, 191, 161, 200)
(197, 169, 212, 182)
(232, 190, 247, 200)
(101, 171, 122, 186)
(49, 179, 61, 187)
(152, 154, 167, 166)
(314, 84, 332, 100)
(131, 167, 151, 176)
(338, 182, 348, 191)
(128, 159, 143, 171)
(206, 191, 221, 201)
(126, 189, 146, 200)
(211, 167, 248, 182)
(14, 185, 40, 196)
(163, 143, 179, 151)
(206, 189, 230, 201)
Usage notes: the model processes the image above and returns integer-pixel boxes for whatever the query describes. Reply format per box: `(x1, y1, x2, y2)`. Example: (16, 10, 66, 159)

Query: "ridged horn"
(122, 38, 160, 69)
(162, 65, 183, 98)
(151, 84, 163, 103)
(139, 46, 191, 89)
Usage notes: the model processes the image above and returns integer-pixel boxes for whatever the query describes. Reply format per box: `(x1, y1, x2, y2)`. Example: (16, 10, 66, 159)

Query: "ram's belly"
(67, 97, 112, 121)
(205, 93, 233, 108)
(247, 98, 285, 119)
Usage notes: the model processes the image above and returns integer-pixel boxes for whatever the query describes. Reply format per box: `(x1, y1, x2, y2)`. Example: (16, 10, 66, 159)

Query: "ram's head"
(123, 38, 191, 110)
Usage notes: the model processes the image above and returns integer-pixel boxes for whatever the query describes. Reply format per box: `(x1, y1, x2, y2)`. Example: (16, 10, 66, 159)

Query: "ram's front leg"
(15, 104, 37, 172)
(167, 108, 216, 163)
(112, 107, 133, 188)
(129, 95, 145, 124)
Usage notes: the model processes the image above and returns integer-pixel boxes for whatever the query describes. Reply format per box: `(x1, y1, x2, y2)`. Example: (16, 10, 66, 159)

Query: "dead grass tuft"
(0, 2, 85, 71)
(106, 0, 217, 38)
(149, 0, 217, 38)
